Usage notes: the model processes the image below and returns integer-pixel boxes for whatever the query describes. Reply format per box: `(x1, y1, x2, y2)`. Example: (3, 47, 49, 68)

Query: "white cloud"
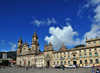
(45, 25, 79, 49)
(94, 5, 100, 23)
(77, 0, 100, 44)
(1, 40, 4, 42)
(77, 9, 83, 18)
(2, 50, 7, 52)
(8, 42, 16, 51)
(66, 22, 71, 26)
(30, 18, 57, 27)
(82, 0, 100, 9)
(1, 40, 5, 46)
(66, 18, 71, 21)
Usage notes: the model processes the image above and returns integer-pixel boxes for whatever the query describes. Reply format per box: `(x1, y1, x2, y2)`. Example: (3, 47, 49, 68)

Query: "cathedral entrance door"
(47, 61, 50, 67)
(73, 61, 76, 65)
(28, 61, 30, 66)
(20, 61, 21, 66)
(24, 61, 26, 66)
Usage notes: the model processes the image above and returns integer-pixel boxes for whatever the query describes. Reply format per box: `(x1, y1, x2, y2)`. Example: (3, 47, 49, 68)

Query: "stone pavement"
(0, 67, 100, 73)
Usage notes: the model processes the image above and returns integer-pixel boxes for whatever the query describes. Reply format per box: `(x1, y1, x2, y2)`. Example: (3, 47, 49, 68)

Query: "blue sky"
(0, 0, 100, 52)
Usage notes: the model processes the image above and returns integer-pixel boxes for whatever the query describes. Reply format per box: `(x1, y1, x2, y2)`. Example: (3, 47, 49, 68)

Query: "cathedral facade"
(17, 31, 100, 67)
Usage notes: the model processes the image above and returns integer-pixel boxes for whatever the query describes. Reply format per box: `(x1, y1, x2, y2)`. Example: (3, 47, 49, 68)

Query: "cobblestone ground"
(0, 67, 100, 73)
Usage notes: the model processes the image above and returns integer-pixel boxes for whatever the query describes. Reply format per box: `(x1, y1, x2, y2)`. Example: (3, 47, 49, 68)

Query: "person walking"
(96, 69, 100, 73)
(91, 68, 94, 73)
(63, 65, 65, 70)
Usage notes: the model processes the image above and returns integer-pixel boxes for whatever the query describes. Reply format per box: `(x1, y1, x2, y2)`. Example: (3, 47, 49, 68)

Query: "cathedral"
(17, 31, 100, 67)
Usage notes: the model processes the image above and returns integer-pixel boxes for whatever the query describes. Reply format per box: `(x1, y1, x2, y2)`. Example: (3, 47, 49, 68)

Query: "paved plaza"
(0, 67, 100, 73)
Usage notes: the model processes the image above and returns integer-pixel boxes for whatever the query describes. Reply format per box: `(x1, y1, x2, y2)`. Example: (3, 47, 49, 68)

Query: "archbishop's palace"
(17, 31, 100, 67)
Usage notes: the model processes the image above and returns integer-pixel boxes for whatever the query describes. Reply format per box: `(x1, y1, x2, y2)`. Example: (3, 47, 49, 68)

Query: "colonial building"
(17, 31, 100, 67)
(17, 31, 44, 67)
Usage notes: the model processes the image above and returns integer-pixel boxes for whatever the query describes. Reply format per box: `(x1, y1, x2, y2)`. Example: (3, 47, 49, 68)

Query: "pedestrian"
(96, 69, 99, 73)
(91, 68, 94, 73)
(26, 67, 28, 71)
(42, 66, 43, 69)
(63, 65, 65, 70)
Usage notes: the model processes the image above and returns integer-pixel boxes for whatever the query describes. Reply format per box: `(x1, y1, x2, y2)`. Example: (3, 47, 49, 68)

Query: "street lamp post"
(35, 59, 37, 68)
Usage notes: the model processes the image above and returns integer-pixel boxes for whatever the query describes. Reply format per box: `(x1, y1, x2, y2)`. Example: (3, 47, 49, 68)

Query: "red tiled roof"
(36, 53, 44, 56)
(10, 61, 16, 63)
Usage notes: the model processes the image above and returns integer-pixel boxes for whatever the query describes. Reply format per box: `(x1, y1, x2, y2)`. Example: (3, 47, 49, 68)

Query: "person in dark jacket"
(63, 65, 65, 70)
(96, 69, 100, 73)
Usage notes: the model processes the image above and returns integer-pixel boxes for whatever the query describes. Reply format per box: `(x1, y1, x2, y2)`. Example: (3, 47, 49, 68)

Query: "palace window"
(57, 62, 59, 65)
(60, 56, 62, 59)
(84, 54, 87, 58)
(33, 47, 34, 50)
(61, 61, 62, 64)
(57, 53, 58, 55)
(64, 61, 66, 64)
(68, 61, 70, 64)
(73, 55, 76, 59)
(84, 50, 86, 52)
(68, 56, 70, 59)
(36, 47, 37, 50)
(94, 42, 96, 45)
(90, 59, 93, 63)
(99, 41, 100, 44)
(89, 53, 92, 57)
(85, 60, 87, 63)
(68, 52, 69, 54)
(57, 57, 59, 59)
(89, 49, 91, 51)
(47, 53, 49, 56)
(96, 59, 99, 63)
(64, 52, 65, 54)
(54, 57, 55, 60)
(79, 51, 81, 52)
(95, 53, 97, 57)
(64, 56, 66, 59)
(54, 62, 55, 65)
(95, 48, 97, 50)
(89, 43, 91, 46)
(80, 60, 82, 64)
(80, 54, 82, 58)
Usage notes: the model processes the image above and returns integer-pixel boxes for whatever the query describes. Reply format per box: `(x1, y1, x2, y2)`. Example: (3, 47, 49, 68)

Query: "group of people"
(26, 66, 43, 71)
(92, 68, 100, 73)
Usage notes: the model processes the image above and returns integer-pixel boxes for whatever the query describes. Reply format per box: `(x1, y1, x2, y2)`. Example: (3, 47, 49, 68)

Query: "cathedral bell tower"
(17, 36, 23, 55)
(31, 30, 39, 54)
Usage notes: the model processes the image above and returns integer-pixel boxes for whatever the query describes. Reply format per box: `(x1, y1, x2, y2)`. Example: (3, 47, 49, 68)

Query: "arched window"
(80, 54, 82, 58)
(60, 56, 62, 59)
(54, 57, 55, 60)
(84, 54, 87, 57)
(57, 62, 59, 64)
(36, 47, 37, 50)
(61, 61, 62, 64)
(94, 42, 96, 45)
(33, 47, 34, 50)
(95, 53, 97, 56)
(57, 57, 59, 59)
(89, 43, 91, 46)
(54, 62, 55, 65)
(73, 55, 76, 59)
(90, 59, 92, 63)
(68, 56, 70, 59)
(90, 53, 92, 57)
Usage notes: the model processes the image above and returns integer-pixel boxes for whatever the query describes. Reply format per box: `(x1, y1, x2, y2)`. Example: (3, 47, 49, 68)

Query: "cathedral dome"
(59, 43, 67, 51)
